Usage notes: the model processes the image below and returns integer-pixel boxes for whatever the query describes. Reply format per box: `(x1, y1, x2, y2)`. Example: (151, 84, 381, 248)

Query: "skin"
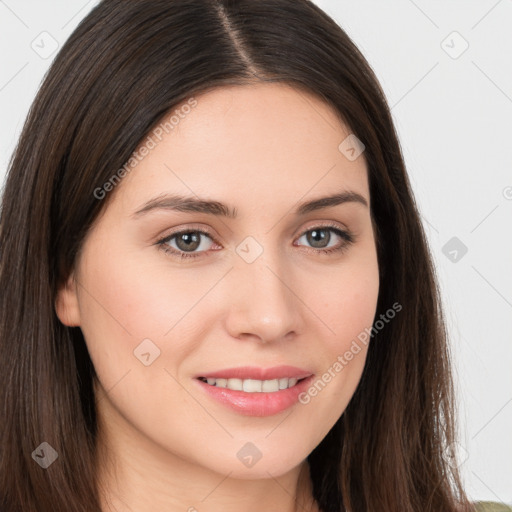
(55, 82, 380, 512)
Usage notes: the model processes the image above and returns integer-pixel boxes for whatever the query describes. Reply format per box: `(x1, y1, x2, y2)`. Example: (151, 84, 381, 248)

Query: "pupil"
(177, 232, 200, 251)
(308, 229, 329, 248)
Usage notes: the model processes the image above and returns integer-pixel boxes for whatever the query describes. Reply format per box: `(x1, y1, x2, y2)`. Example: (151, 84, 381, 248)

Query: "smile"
(197, 376, 307, 392)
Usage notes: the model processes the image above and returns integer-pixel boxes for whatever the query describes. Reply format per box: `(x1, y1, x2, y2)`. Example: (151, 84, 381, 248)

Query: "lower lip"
(194, 376, 315, 417)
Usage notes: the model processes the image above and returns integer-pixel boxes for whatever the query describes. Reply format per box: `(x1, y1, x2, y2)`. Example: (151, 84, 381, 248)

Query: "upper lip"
(196, 365, 314, 381)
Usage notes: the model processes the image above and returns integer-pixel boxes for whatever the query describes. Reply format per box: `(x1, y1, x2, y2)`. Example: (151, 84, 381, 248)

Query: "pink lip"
(196, 365, 313, 380)
(193, 366, 315, 417)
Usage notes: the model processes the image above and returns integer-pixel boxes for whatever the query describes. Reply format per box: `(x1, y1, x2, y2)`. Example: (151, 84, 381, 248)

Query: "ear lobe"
(55, 272, 81, 327)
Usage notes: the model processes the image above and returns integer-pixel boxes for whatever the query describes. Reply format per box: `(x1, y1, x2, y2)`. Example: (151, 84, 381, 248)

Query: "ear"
(55, 272, 81, 327)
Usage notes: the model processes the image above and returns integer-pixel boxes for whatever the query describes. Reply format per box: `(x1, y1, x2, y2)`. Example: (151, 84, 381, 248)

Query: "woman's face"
(56, 82, 379, 480)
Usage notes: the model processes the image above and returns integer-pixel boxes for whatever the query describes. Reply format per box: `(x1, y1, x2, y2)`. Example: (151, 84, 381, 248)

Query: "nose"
(223, 243, 306, 344)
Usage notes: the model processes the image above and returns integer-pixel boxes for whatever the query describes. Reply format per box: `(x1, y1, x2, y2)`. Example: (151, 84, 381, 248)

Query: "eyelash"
(155, 223, 355, 260)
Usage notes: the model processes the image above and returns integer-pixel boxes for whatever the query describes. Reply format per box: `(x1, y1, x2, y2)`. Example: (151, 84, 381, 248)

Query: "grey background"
(1, 0, 511, 504)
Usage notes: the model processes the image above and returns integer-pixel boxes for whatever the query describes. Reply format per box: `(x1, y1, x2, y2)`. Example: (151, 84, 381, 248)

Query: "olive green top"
(475, 502, 512, 512)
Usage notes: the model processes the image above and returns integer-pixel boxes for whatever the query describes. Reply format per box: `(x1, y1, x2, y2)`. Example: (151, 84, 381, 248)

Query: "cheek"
(74, 240, 223, 394)
(317, 250, 380, 356)
(75, 244, 208, 440)
(325, 277, 379, 351)
(73, 242, 171, 394)
(77, 242, 200, 342)
(296, 248, 379, 426)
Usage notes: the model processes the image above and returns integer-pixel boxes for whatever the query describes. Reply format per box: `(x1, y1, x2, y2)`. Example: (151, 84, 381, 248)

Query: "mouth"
(193, 366, 315, 417)
(196, 376, 309, 393)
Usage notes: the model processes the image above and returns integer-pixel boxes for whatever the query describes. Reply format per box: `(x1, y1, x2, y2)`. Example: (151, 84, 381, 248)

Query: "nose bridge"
(225, 235, 303, 343)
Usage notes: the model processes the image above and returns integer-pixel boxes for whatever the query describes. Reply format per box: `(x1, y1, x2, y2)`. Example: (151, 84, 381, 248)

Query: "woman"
(0, 1, 508, 511)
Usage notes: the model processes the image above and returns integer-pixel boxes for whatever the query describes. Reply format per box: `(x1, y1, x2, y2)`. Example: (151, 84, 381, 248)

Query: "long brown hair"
(0, 0, 475, 510)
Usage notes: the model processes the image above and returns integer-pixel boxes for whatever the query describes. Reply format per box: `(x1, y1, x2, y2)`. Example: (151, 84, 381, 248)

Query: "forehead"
(113, 83, 369, 214)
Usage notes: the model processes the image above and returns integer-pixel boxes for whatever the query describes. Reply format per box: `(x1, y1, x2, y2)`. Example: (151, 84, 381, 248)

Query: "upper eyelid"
(158, 222, 351, 253)
(160, 220, 349, 242)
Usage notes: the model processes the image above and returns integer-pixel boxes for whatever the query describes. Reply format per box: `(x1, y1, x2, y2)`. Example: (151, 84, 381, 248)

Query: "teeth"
(201, 377, 302, 392)
(243, 379, 263, 392)
(279, 377, 289, 389)
(216, 378, 227, 388)
(227, 378, 243, 391)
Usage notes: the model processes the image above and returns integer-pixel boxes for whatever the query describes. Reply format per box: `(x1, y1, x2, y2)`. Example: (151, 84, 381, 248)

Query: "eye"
(155, 223, 355, 260)
(157, 228, 218, 260)
(294, 223, 354, 255)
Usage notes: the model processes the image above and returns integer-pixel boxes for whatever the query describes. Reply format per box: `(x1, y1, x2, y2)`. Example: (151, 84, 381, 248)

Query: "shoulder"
(473, 502, 512, 512)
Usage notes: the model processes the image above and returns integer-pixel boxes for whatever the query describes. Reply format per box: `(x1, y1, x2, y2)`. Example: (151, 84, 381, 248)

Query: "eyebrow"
(132, 190, 368, 219)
